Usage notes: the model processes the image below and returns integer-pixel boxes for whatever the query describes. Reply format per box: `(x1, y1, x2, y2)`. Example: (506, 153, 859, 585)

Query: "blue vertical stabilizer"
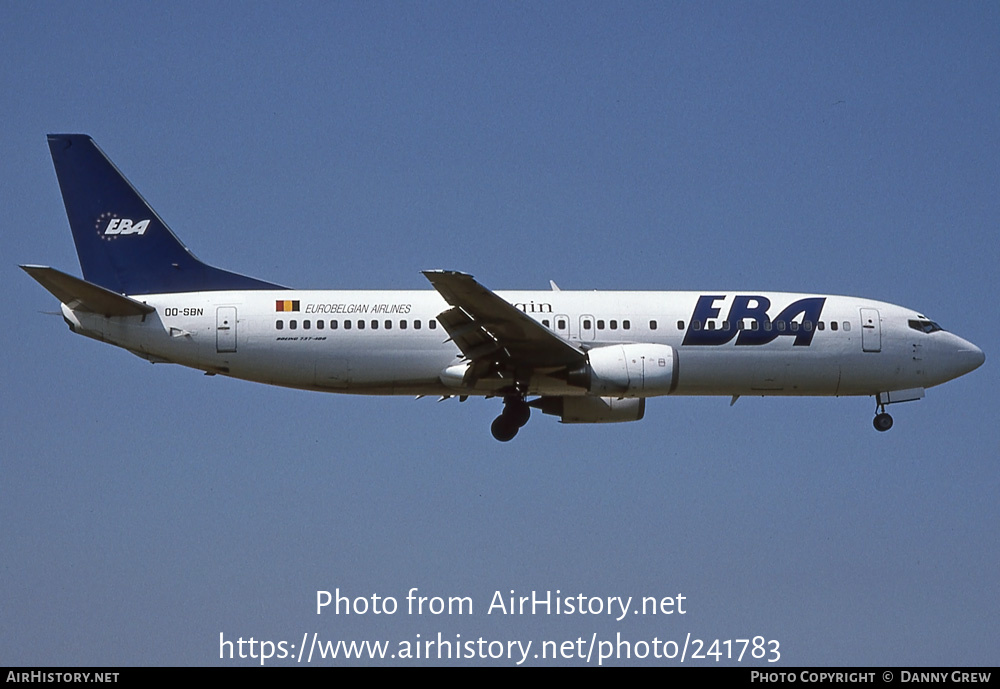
(47, 134, 287, 295)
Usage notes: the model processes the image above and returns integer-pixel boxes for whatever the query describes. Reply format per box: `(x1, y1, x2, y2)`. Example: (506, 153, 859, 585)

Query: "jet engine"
(566, 343, 677, 397)
(531, 396, 645, 423)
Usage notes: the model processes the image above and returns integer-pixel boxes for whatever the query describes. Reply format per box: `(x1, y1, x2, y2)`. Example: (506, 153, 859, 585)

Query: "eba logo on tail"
(103, 217, 150, 236)
(94, 212, 150, 237)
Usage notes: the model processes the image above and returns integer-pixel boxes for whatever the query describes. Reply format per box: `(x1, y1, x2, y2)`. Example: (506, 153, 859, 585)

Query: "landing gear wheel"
(505, 400, 531, 428)
(873, 413, 893, 432)
(491, 414, 519, 442)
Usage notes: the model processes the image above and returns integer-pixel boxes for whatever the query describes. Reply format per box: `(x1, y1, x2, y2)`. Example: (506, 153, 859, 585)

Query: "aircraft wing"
(423, 270, 585, 369)
(21, 265, 155, 317)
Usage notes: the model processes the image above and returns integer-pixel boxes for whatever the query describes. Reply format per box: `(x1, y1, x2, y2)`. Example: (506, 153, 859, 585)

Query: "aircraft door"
(554, 314, 570, 340)
(580, 314, 596, 342)
(217, 306, 237, 353)
(860, 308, 881, 353)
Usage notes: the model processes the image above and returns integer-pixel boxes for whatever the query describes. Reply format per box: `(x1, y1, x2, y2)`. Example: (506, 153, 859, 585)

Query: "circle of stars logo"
(95, 212, 118, 240)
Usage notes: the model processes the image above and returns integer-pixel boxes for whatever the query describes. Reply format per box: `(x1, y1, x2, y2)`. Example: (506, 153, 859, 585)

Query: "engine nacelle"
(531, 396, 645, 424)
(567, 343, 677, 397)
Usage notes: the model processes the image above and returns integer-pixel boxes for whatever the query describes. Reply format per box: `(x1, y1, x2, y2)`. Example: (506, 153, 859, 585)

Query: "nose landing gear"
(490, 394, 531, 442)
(873, 412, 894, 432)
(873, 400, 893, 432)
(871, 388, 925, 432)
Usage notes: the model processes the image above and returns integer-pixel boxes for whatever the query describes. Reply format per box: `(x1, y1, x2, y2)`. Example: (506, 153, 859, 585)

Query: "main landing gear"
(490, 394, 531, 442)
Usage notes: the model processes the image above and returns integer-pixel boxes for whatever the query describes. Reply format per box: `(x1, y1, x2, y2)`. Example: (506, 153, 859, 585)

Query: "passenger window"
(331, 320, 338, 329)
(597, 320, 605, 330)
(583, 319, 592, 329)
(385, 320, 392, 329)
(304, 320, 311, 330)
(317, 320, 324, 330)
(677, 320, 684, 330)
(371, 320, 378, 330)
(692, 320, 701, 331)
(430, 320, 437, 329)
(557, 319, 566, 330)
(358, 320, 365, 330)
(830, 321, 838, 331)
(400, 320, 407, 329)
(803, 321, 812, 331)
(843, 321, 851, 331)
(817, 321, 825, 331)
(276, 320, 283, 330)
(610, 320, 618, 330)
(721, 321, 730, 332)
(415, 320, 421, 329)
(789, 321, 798, 332)
(623, 320, 630, 330)
(290, 320, 297, 330)
(649, 320, 657, 330)
(344, 320, 351, 330)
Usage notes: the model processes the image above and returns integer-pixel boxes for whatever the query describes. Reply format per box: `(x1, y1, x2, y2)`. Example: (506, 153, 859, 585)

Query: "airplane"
(23, 135, 985, 441)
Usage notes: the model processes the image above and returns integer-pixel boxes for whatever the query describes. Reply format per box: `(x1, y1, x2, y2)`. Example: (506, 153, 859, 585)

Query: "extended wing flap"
(437, 306, 501, 357)
(21, 265, 155, 317)
(423, 270, 584, 368)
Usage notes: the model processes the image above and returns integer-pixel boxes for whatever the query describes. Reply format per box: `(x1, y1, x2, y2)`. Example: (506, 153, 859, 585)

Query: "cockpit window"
(908, 319, 944, 334)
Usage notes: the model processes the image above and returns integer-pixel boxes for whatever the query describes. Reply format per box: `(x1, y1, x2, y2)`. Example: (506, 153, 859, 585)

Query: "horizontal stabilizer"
(20, 265, 155, 317)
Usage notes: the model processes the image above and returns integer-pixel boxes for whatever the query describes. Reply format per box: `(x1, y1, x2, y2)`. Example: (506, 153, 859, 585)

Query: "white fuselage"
(34, 135, 986, 437)
(61, 288, 984, 399)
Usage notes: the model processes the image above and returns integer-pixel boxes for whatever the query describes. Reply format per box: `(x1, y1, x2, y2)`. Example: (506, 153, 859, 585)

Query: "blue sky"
(2, 2, 997, 666)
